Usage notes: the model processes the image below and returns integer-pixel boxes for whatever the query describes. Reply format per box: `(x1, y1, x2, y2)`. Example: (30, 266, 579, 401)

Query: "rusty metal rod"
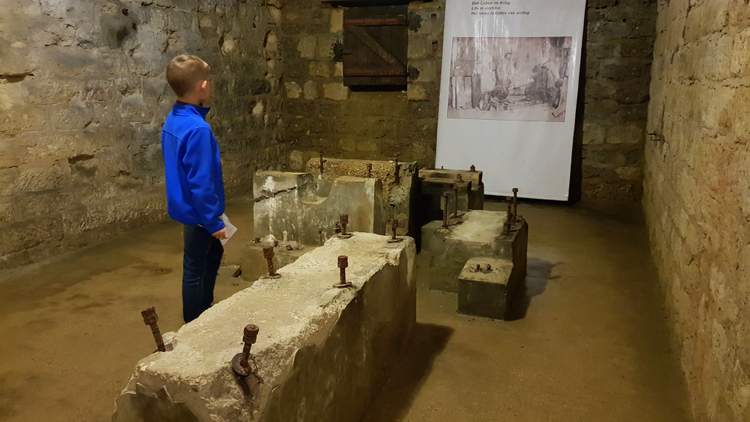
(442, 192, 450, 228)
(262, 247, 279, 277)
(334, 255, 352, 288)
(512, 188, 519, 223)
(141, 307, 166, 352)
(366, 163, 372, 178)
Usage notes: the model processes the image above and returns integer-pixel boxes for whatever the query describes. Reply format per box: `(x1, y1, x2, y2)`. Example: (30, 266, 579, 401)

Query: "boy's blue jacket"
(161, 102, 225, 233)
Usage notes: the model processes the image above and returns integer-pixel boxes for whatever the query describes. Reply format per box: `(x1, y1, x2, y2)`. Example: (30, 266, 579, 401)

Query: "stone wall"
(282, 0, 442, 168)
(282, 0, 656, 204)
(644, 1, 750, 420)
(0, 0, 286, 269)
(581, 0, 656, 202)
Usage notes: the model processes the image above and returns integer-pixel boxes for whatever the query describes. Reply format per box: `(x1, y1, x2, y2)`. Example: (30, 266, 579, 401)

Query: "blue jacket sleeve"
(181, 127, 225, 233)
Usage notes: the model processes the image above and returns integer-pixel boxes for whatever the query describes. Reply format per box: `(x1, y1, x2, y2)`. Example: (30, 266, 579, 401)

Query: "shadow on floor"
(363, 323, 453, 422)
(506, 257, 557, 321)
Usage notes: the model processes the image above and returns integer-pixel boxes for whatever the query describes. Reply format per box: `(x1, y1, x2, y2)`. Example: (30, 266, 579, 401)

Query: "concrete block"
(418, 168, 485, 211)
(422, 211, 527, 292)
(253, 170, 386, 246)
(113, 233, 417, 422)
(458, 257, 521, 320)
(305, 157, 419, 238)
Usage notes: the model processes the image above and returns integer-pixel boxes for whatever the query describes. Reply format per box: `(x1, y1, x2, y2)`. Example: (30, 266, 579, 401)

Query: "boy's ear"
(200, 80, 209, 90)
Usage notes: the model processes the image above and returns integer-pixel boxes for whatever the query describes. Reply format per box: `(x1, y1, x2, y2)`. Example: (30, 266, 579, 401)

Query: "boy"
(161, 54, 226, 323)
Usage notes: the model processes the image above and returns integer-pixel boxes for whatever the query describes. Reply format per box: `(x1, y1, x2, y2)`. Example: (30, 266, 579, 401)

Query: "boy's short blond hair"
(166, 54, 210, 97)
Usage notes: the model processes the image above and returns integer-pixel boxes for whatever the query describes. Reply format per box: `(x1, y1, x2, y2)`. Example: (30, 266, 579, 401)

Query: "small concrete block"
(421, 210, 507, 292)
(458, 257, 516, 320)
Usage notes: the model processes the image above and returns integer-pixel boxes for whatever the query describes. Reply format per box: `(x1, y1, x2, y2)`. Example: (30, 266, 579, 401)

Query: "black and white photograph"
(447, 36, 573, 122)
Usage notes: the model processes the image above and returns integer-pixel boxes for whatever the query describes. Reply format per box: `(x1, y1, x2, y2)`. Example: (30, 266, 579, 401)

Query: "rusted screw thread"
(453, 186, 459, 217)
(141, 307, 166, 352)
(504, 199, 512, 234)
(394, 158, 401, 184)
(340, 214, 349, 235)
(338, 255, 348, 285)
(262, 247, 276, 276)
(442, 192, 450, 228)
(241, 324, 260, 369)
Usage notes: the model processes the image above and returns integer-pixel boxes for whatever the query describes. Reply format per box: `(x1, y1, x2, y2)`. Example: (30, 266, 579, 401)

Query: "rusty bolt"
(388, 218, 403, 243)
(232, 324, 260, 377)
(503, 198, 512, 235)
(334, 255, 352, 288)
(512, 187, 519, 223)
(338, 214, 352, 238)
(319, 152, 326, 175)
(470, 164, 476, 172)
(141, 307, 166, 352)
(393, 156, 401, 184)
(441, 192, 450, 228)
(474, 263, 481, 272)
(262, 246, 280, 278)
(366, 163, 373, 178)
(486, 264, 492, 272)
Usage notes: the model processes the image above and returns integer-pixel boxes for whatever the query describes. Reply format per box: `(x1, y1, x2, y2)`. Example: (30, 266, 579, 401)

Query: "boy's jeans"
(182, 224, 223, 323)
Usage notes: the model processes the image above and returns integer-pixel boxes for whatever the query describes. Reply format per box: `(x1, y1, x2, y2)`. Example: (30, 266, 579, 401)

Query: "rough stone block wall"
(282, 0, 443, 168)
(0, 0, 286, 269)
(644, 1, 750, 420)
(581, 0, 656, 202)
(282, 0, 656, 205)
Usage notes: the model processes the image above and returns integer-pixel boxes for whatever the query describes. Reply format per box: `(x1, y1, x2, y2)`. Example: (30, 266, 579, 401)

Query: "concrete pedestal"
(458, 257, 519, 320)
(418, 168, 485, 211)
(305, 157, 418, 238)
(253, 170, 386, 246)
(113, 233, 416, 422)
(421, 210, 528, 293)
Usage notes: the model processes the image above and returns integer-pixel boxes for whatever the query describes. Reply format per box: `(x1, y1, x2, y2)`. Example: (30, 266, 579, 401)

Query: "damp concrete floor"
(0, 199, 690, 422)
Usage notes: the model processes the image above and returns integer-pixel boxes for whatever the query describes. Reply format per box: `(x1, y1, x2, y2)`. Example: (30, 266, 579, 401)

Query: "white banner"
(436, 0, 587, 200)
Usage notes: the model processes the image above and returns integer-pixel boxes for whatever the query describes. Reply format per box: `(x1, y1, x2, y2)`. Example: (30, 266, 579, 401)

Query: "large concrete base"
(305, 157, 418, 238)
(113, 233, 416, 422)
(421, 210, 527, 293)
(253, 170, 386, 245)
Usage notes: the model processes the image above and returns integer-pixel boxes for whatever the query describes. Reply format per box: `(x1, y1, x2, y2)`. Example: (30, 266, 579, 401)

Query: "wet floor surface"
(0, 199, 689, 421)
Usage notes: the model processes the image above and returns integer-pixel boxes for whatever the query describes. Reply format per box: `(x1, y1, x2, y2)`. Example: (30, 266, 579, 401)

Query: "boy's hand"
(212, 228, 227, 240)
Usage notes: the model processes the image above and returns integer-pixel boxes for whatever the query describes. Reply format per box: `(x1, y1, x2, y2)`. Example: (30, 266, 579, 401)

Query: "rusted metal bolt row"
(141, 307, 166, 352)
(334, 255, 353, 288)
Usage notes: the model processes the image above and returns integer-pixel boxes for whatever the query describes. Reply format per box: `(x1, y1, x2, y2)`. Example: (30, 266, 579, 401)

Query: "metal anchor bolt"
(231, 324, 260, 377)
(388, 218, 403, 243)
(393, 155, 401, 184)
(141, 307, 166, 352)
(503, 198, 513, 235)
(318, 152, 326, 175)
(337, 214, 353, 239)
(366, 163, 373, 178)
(470, 164, 476, 172)
(441, 192, 450, 228)
(512, 187, 519, 224)
(333, 255, 353, 288)
(262, 246, 281, 279)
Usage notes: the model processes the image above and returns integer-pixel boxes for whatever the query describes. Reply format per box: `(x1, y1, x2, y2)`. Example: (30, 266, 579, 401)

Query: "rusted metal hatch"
(342, 5, 408, 88)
